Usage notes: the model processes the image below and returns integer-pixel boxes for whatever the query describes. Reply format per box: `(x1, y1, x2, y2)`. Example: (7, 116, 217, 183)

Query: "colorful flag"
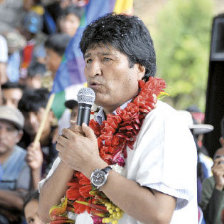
(51, 0, 133, 119)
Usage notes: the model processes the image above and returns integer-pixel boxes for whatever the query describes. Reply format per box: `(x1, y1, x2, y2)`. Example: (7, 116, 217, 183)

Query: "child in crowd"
(58, 5, 83, 37)
(24, 190, 44, 224)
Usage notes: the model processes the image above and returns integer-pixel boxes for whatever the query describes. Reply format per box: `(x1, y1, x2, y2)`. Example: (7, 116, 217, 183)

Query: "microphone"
(77, 87, 95, 126)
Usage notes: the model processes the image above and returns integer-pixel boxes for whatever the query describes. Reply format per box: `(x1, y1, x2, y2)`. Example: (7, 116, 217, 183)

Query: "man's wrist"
(85, 160, 108, 179)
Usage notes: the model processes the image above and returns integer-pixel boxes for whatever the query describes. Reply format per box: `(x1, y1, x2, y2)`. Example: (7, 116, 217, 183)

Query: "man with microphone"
(38, 13, 197, 224)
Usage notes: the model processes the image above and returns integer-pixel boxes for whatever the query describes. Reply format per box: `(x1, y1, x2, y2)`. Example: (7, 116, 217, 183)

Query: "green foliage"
(154, 0, 213, 111)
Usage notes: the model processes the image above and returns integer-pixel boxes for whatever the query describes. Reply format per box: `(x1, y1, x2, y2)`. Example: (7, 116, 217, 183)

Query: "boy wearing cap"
(0, 106, 31, 223)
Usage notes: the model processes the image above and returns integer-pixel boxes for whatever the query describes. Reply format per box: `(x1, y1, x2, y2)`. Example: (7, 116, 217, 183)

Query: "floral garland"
(49, 77, 166, 224)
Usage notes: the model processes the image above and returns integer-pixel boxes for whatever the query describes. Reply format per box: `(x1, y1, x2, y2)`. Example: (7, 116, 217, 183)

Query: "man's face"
(24, 199, 44, 224)
(84, 45, 145, 113)
(0, 120, 22, 155)
(2, 88, 23, 108)
(23, 108, 52, 138)
(45, 48, 62, 78)
(59, 14, 80, 37)
(25, 76, 42, 89)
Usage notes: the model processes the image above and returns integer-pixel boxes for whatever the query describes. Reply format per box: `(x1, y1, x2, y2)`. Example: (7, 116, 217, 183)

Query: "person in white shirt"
(38, 13, 197, 224)
(0, 35, 8, 85)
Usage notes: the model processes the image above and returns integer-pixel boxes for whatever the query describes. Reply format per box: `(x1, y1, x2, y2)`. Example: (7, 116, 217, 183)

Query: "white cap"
(177, 110, 214, 135)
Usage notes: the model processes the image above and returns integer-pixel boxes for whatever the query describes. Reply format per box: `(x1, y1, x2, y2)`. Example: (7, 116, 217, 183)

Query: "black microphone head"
(77, 87, 95, 105)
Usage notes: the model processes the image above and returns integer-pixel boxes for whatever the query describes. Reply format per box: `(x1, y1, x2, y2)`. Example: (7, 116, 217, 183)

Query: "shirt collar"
(95, 99, 132, 125)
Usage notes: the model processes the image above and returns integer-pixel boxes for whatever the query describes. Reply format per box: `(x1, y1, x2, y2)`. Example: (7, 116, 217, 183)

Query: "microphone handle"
(82, 106, 91, 125)
(77, 103, 84, 126)
(77, 103, 91, 126)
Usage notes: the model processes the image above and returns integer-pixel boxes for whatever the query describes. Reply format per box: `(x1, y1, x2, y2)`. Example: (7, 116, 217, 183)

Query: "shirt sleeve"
(38, 156, 61, 192)
(0, 35, 8, 63)
(132, 105, 197, 209)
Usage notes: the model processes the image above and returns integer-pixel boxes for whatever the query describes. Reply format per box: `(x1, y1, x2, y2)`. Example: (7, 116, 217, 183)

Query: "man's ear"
(15, 130, 23, 144)
(136, 64, 146, 80)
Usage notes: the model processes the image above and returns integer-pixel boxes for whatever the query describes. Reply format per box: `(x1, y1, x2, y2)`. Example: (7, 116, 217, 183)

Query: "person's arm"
(101, 169, 176, 223)
(52, 124, 176, 224)
(200, 157, 224, 224)
(26, 142, 43, 190)
(38, 160, 74, 222)
(0, 189, 26, 211)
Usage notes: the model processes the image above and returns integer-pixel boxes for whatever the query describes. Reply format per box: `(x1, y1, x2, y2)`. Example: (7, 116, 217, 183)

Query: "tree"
(155, 0, 213, 110)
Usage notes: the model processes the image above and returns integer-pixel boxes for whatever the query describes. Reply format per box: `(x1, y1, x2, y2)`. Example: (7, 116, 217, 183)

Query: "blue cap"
(24, 11, 43, 34)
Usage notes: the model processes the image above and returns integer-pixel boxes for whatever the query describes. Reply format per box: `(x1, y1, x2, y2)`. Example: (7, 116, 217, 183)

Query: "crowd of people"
(0, 0, 82, 223)
(0, 0, 224, 224)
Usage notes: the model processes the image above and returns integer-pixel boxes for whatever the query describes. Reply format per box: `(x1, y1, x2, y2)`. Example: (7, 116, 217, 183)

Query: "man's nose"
(88, 60, 102, 77)
(28, 113, 37, 126)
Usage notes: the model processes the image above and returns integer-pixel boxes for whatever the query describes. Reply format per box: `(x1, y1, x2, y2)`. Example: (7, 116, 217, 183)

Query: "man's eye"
(103, 57, 111, 62)
(86, 58, 92, 64)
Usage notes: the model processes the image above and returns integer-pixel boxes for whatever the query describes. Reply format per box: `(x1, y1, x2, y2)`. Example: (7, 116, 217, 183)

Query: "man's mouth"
(89, 81, 102, 89)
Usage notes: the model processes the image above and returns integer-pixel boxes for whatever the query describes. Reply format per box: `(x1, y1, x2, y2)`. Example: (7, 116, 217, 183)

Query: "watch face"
(91, 170, 106, 187)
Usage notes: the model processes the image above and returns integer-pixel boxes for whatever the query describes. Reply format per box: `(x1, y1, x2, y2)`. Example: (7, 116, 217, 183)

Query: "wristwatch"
(90, 166, 112, 189)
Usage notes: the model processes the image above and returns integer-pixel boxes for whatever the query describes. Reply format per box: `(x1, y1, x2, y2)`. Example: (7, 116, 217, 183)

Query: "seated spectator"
(200, 116, 224, 224)
(4, 31, 26, 83)
(58, 5, 83, 37)
(18, 88, 58, 189)
(1, 82, 24, 108)
(23, 0, 57, 35)
(200, 146, 224, 224)
(25, 61, 46, 89)
(0, 106, 31, 223)
(20, 11, 46, 80)
(24, 190, 44, 224)
(0, 0, 23, 33)
(44, 33, 71, 79)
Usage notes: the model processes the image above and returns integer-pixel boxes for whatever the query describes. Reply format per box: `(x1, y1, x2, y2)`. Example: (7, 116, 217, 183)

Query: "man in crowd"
(44, 33, 71, 79)
(24, 190, 44, 224)
(0, 106, 31, 223)
(58, 5, 83, 37)
(38, 13, 197, 223)
(200, 116, 224, 224)
(1, 82, 24, 108)
(18, 88, 58, 189)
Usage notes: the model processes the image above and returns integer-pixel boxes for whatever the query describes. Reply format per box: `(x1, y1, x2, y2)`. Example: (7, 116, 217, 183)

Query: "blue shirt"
(0, 145, 31, 190)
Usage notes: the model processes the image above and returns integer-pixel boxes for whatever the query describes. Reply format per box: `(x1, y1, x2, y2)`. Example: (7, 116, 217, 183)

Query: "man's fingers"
(56, 135, 71, 152)
(82, 123, 95, 140)
(61, 128, 78, 140)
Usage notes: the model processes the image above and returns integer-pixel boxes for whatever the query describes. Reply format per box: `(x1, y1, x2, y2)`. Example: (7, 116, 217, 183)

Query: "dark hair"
(60, 5, 83, 20)
(1, 81, 25, 90)
(18, 88, 49, 112)
(23, 190, 39, 209)
(27, 62, 46, 77)
(80, 13, 156, 80)
(221, 116, 224, 138)
(45, 33, 71, 56)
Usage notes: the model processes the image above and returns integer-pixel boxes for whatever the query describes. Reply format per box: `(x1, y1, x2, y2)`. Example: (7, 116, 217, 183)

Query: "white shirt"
(0, 35, 8, 63)
(39, 101, 198, 224)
